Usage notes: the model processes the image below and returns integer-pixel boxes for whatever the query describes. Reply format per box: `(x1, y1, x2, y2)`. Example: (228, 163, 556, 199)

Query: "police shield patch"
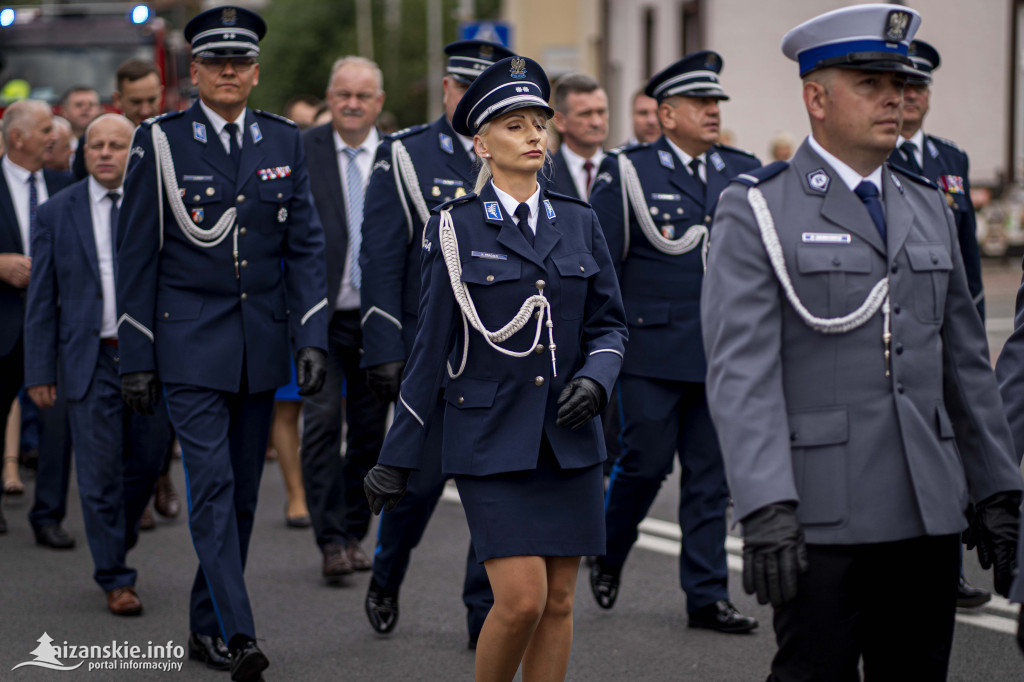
(806, 169, 830, 192)
(191, 208, 205, 224)
(484, 201, 503, 221)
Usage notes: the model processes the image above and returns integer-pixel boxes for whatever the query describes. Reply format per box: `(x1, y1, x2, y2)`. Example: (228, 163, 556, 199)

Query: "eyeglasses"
(196, 57, 257, 73)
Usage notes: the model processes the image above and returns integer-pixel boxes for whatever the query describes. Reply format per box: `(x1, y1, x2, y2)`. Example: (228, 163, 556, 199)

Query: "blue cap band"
(798, 39, 908, 76)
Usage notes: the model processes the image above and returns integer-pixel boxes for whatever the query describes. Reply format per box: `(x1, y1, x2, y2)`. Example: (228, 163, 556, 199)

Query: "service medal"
(455, 187, 466, 198)
(191, 208, 204, 224)
(278, 207, 288, 223)
(432, 186, 441, 197)
(661, 224, 675, 239)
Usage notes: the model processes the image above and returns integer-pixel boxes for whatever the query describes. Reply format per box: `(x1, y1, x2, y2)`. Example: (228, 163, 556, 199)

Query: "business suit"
(702, 140, 1023, 676)
(117, 101, 328, 641)
(360, 116, 492, 632)
(547, 148, 581, 200)
(0, 163, 72, 522)
(300, 122, 389, 559)
(377, 184, 626, 557)
(888, 134, 983, 318)
(588, 138, 759, 613)
(24, 177, 170, 590)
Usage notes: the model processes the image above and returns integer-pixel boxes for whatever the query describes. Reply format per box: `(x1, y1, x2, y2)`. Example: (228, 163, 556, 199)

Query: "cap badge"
(510, 57, 527, 80)
(704, 53, 718, 69)
(885, 11, 910, 42)
(806, 169, 830, 192)
(222, 8, 238, 26)
(480, 45, 494, 59)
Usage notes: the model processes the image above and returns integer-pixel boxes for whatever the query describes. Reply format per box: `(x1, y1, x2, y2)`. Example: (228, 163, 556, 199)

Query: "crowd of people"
(1, 2, 1023, 681)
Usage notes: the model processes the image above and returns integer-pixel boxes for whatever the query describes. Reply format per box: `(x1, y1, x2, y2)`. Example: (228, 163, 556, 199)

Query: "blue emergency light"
(0, 8, 15, 27)
(131, 5, 149, 24)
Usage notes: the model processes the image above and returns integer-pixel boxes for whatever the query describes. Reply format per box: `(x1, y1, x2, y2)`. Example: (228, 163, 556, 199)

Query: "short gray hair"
(1, 99, 51, 147)
(327, 56, 384, 93)
(553, 73, 601, 114)
(85, 113, 135, 145)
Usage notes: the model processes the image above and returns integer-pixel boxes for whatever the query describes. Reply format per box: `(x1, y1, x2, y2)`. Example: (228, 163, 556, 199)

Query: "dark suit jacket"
(546, 148, 581, 200)
(0, 162, 73, 357)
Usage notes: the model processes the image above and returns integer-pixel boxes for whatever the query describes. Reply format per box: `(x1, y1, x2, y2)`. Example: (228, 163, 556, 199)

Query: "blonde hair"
(472, 108, 551, 194)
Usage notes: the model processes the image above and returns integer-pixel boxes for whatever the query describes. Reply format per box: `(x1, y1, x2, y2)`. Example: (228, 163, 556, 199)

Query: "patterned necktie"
(343, 146, 365, 288)
(854, 181, 887, 242)
(583, 159, 595, 196)
(688, 157, 705, 194)
(107, 191, 121, 277)
(27, 172, 39, 238)
(514, 202, 533, 247)
(899, 141, 923, 175)
(224, 123, 241, 169)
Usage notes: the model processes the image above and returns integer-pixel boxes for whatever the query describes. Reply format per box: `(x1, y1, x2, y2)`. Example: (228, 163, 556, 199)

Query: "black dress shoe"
(589, 559, 621, 609)
(688, 600, 758, 634)
(187, 632, 231, 671)
(365, 577, 399, 634)
(229, 638, 269, 682)
(956, 577, 992, 609)
(34, 524, 75, 549)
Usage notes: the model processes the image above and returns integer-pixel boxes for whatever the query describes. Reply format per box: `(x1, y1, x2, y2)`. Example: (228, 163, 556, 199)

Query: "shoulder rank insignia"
(544, 199, 555, 220)
(732, 161, 789, 187)
(484, 201, 503, 221)
(250, 122, 263, 144)
(439, 133, 454, 155)
(595, 171, 613, 186)
(372, 158, 391, 174)
(709, 151, 725, 172)
(254, 109, 298, 127)
(658, 150, 675, 170)
(806, 168, 829, 192)
(193, 122, 208, 144)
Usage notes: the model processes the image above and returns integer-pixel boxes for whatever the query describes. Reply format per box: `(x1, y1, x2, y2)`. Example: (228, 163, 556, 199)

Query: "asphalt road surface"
(2, 259, 1024, 681)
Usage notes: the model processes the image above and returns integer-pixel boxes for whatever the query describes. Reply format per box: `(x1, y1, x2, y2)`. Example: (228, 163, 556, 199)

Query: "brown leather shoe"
(346, 540, 372, 571)
(139, 506, 156, 531)
(322, 544, 353, 582)
(107, 586, 142, 616)
(153, 473, 180, 518)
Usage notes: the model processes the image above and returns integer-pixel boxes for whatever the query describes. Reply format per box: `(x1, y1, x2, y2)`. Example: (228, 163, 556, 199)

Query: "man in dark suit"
(24, 114, 171, 616)
(549, 73, 608, 200)
(65, 86, 101, 181)
(588, 51, 760, 633)
(0, 99, 72, 538)
(300, 55, 390, 582)
(116, 7, 328, 679)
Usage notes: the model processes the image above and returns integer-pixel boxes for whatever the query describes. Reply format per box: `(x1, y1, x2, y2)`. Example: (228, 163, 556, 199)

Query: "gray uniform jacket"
(701, 140, 1023, 546)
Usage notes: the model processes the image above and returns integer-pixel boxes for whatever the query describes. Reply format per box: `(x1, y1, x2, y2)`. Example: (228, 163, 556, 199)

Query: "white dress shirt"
(559, 144, 606, 198)
(808, 135, 883, 194)
(88, 176, 120, 338)
(2, 155, 50, 256)
(492, 181, 540, 234)
(333, 127, 380, 312)
(199, 100, 246, 155)
(664, 138, 707, 185)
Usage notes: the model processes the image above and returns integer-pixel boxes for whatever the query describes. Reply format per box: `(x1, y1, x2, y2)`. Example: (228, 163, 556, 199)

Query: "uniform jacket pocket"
(444, 377, 499, 409)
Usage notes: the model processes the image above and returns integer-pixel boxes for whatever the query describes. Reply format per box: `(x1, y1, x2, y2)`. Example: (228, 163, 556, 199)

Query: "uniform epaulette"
(431, 192, 477, 213)
(731, 161, 788, 186)
(140, 109, 186, 127)
(928, 134, 963, 154)
(254, 109, 297, 126)
(388, 124, 430, 141)
(887, 162, 936, 188)
(716, 143, 758, 159)
(543, 188, 591, 208)
(609, 141, 649, 156)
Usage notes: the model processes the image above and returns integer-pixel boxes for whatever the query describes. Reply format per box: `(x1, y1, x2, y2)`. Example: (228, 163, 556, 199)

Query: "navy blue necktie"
(854, 181, 886, 242)
(899, 141, 923, 175)
(515, 202, 533, 247)
(27, 172, 39, 238)
(224, 123, 241, 169)
(107, 191, 121, 251)
(688, 158, 705, 195)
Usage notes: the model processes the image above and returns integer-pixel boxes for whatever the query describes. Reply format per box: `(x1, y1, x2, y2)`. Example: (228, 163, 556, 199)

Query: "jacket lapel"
(71, 184, 101, 285)
(441, 117, 475, 184)
(532, 196, 562, 264)
(483, 184, 546, 269)
(704, 148, 730, 213)
(661, 139, 704, 205)
(316, 124, 347, 232)
(193, 104, 236, 180)
(882, 167, 914, 259)
(236, 110, 266, 191)
(0, 163, 21, 253)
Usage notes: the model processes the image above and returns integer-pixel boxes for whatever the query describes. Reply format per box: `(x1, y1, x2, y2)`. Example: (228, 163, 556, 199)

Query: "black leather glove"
(364, 464, 411, 515)
(556, 377, 604, 430)
(296, 346, 327, 396)
(121, 371, 158, 416)
(963, 491, 1021, 597)
(366, 361, 405, 404)
(741, 502, 809, 607)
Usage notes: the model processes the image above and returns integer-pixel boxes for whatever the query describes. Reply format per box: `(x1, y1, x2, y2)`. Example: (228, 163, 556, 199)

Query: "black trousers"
(770, 534, 960, 682)
(0, 336, 24, 509)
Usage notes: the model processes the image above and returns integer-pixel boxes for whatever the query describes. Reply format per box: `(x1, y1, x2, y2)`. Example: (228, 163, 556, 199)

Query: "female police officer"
(364, 56, 626, 681)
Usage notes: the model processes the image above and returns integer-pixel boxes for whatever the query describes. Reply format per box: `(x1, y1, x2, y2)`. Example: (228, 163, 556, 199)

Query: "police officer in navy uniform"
(359, 38, 511, 645)
(587, 51, 759, 633)
(116, 7, 328, 681)
(703, 6, 1022, 678)
(363, 56, 626, 680)
(889, 40, 985, 322)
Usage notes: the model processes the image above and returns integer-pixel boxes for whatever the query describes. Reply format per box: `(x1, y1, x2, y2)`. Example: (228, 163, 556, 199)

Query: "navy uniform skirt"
(455, 434, 606, 562)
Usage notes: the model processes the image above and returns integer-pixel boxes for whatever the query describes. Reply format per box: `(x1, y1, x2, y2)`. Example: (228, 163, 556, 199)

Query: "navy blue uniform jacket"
(116, 102, 329, 393)
(377, 184, 627, 476)
(589, 138, 760, 383)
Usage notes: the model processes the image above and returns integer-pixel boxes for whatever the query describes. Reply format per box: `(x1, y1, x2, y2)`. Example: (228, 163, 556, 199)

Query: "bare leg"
(476, 555, 548, 682)
(269, 402, 308, 519)
(521, 556, 581, 682)
(3, 400, 23, 493)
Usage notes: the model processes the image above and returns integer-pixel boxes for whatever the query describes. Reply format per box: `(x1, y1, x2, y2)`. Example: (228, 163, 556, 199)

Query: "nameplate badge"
(484, 201, 503, 221)
(471, 251, 508, 260)
(650, 193, 681, 201)
(802, 233, 851, 244)
(433, 177, 464, 187)
(182, 175, 214, 182)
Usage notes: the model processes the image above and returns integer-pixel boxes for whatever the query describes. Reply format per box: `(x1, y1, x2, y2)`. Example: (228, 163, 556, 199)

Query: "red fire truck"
(0, 3, 191, 115)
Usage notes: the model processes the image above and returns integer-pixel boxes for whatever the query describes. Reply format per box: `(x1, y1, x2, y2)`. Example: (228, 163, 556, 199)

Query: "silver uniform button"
(534, 376, 545, 387)
(239, 227, 247, 235)
(457, 397, 465, 405)
(277, 192, 284, 200)
(241, 260, 248, 269)
(534, 344, 545, 354)
(193, 195, 201, 202)
(579, 265, 585, 272)
(205, 187, 215, 196)
(486, 275, 494, 282)
(236, 194, 246, 203)
(163, 312, 169, 319)
(241, 293, 248, 301)
(535, 280, 546, 290)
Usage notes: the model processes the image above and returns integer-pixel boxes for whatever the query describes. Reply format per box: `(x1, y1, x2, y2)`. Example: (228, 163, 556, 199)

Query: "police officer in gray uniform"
(702, 5, 1022, 679)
